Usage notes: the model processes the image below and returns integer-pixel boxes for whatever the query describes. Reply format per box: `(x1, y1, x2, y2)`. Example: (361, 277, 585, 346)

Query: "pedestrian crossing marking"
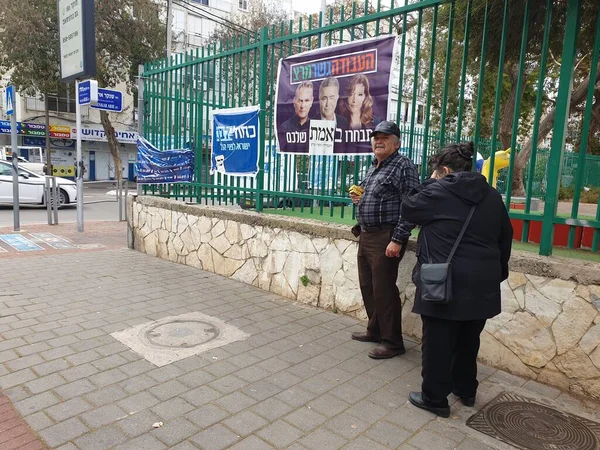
(0, 234, 44, 252)
(29, 233, 76, 250)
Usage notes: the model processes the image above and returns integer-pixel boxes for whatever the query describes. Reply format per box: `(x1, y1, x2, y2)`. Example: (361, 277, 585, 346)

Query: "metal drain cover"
(467, 392, 600, 450)
(111, 312, 248, 367)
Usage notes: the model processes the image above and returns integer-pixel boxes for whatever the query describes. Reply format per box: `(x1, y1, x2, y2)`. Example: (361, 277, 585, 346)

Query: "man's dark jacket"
(400, 171, 513, 321)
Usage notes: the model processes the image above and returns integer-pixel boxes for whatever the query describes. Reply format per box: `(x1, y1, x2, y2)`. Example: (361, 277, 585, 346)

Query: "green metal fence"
(141, 0, 600, 256)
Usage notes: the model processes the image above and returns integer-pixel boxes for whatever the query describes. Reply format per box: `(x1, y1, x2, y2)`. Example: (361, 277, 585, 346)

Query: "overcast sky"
(293, 0, 330, 14)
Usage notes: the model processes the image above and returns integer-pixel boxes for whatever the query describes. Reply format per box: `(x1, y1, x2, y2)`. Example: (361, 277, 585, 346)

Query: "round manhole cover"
(485, 400, 599, 450)
(142, 320, 220, 348)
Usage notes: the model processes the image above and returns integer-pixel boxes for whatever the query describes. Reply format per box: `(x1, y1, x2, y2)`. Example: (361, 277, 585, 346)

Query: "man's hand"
(385, 241, 403, 258)
(350, 193, 361, 204)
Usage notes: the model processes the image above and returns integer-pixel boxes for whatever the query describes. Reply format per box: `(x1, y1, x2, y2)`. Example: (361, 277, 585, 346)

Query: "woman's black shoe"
(452, 391, 476, 407)
(408, 392, 450, 418)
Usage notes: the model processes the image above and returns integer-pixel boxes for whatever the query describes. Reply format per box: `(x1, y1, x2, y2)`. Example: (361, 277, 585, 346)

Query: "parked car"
(1, 155, 45, 175)
(0, 160, 77, 206)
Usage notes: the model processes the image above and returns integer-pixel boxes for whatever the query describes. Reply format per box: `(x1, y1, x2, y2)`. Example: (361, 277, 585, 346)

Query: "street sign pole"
(10, 103, 19, 232)
(6, 85, 19, 231)
(76, 79, 84, 232)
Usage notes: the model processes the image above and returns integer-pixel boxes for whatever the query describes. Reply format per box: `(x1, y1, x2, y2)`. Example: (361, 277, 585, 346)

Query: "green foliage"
(558, 186, 599, 204)
(300, 275, 309, 287)
(0, 0, 166, 94)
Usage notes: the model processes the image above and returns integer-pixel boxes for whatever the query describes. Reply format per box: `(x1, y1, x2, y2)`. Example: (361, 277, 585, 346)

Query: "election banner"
(275, 35, 397, 156)
(135, 137, 194, 184)
(211, 106, 260, 177)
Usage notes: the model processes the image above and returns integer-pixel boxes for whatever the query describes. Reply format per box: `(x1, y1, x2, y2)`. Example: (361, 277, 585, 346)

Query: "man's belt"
(360, 224, 395, 233)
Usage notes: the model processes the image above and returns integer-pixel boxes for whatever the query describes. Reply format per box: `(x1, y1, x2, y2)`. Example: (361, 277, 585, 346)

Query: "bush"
(557, 185, 599, 203)
(580, 188, 600, 204)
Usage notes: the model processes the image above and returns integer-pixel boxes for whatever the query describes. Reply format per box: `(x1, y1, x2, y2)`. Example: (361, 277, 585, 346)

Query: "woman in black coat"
(400, 142, 513, 418)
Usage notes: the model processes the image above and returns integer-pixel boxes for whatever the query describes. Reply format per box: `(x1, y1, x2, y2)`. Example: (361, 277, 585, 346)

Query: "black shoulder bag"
(420, 205, 476, 304)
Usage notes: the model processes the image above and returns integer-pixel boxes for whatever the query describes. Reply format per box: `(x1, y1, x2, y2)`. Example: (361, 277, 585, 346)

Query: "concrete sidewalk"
(0, 222, 599, 449)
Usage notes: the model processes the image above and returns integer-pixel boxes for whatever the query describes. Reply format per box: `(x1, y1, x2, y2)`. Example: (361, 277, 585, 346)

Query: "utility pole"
(166, 0, 173, 59)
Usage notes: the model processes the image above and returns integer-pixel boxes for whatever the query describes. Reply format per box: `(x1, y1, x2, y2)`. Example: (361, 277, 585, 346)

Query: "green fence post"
(256, 26, 269, 212)
(540, 0, 581, 256)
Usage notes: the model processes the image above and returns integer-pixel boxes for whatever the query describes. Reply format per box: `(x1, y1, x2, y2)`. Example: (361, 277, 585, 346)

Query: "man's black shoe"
(408, 392, 450, 418)
(351, 332, 380, 343)
(452, 390, 476, 407)
(368, 345, 406, 359)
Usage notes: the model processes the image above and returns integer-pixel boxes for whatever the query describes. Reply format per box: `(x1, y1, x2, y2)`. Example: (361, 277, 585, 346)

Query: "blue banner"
(212, 106, 260, 177)
(135, 138, 194, 184)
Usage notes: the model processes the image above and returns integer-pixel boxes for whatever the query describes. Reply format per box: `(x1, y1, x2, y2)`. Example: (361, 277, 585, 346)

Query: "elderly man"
(350, 121, 418, 359)
(318, 77, 349, 127)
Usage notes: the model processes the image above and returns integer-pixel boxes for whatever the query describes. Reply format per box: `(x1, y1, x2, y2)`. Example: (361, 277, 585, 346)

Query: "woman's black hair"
(430, 141, 474, 173)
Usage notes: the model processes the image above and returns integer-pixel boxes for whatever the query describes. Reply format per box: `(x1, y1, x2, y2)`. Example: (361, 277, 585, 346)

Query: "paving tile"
(298, 427, 348, 450)
(190, 423, 240, 450)
(222, 410, 268, 436)
(284, 407, 328, 432)
(113, 434, 168, 450)
(181, 385, 222, 407)
(258, 419, 305, 447)
(115, 409, 163, 438)
(228, 435, 276, 450)
(73, 424, 128, 450)
(151, 397, 195, 421)
(45, 397, 93, 421)
(185, 404, 230, 428)
(365, 420, 412, 448)
(150, 417, 198, 447)
(215, 391, 258, 414)
(38, 418, 89, 448)
(81, 404, 129, 428)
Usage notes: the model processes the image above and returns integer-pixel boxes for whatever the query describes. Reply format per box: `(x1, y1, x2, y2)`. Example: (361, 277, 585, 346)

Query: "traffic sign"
(5, 85, 14, 116)
(91, 88, 123, 112)
(78, 80, 98, 106)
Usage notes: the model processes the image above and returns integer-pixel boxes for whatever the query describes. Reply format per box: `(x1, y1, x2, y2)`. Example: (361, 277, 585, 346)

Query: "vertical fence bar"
(455, 0, 471, 140)
(568, 5, 600, 247)
(472, 1, 489, 171)
(421, 5, 438, 180)
(505, 0, 531, 209)
(439, 0, 455, 147)
(523, 0, 553, 242)
(487, 0, 510, 185)
(408, 9, 423, 162)
(395, 1, 409, 123)
(540, 0, 581, 256)
(256, 27, 269, 212)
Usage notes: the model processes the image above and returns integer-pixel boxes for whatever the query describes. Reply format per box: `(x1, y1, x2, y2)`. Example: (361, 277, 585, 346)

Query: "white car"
(0, 160, 77, 206)
(1, 155, 45, 175)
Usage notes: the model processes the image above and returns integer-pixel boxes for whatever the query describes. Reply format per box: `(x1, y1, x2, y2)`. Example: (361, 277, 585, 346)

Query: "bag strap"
(422, 205, 476, 264)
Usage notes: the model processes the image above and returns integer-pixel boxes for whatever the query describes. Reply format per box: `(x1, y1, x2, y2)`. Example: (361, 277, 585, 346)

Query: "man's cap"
(372, 121, 401, 138)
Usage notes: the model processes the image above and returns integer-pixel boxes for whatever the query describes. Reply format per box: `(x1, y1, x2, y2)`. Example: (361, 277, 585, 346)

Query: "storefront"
(0, 121, 138, 181)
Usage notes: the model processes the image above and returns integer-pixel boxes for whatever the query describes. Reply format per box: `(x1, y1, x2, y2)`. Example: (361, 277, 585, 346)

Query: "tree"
(0, 0, 166, 182)
(421, 0, 600, 195)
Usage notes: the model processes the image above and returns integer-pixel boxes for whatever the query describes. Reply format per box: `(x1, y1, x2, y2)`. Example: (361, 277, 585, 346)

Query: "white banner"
(71, 126, 138, 143)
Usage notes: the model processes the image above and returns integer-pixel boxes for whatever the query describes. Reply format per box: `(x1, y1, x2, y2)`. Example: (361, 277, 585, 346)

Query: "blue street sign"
(91, 88, 123, 112)
(78, 80, 98, 106)
(5, 85, 15, 116)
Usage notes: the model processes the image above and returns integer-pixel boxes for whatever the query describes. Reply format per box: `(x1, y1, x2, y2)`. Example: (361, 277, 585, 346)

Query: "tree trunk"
(99, 110, 122, 182)
(499, 64, 522, 151)
(511, 63, 600, 195)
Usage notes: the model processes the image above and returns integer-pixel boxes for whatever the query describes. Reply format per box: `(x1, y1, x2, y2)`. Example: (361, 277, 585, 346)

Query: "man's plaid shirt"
(357, 151, 419, 243)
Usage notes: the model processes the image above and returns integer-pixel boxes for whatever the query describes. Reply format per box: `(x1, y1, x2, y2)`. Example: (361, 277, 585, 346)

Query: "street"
(0, 181, 131, 227)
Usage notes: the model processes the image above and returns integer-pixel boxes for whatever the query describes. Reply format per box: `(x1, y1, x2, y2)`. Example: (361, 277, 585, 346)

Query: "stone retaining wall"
(128, 195, 600, 399)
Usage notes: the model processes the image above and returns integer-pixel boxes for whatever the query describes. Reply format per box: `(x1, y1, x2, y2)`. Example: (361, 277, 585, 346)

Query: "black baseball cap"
(372, 121, 401, 138)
